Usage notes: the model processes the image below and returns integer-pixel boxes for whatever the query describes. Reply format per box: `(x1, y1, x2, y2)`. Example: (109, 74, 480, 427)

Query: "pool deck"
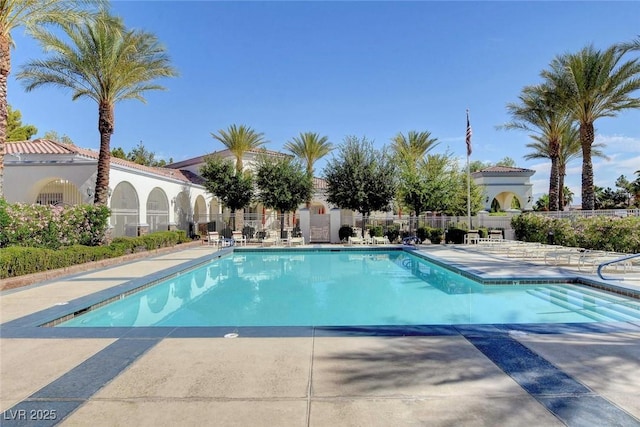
(1, 243, 639, 426)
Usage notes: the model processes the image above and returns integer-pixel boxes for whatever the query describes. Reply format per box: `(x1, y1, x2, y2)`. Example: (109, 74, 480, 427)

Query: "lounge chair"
(464, 231, 480, 244)
(232, 230, 247, 246)
(261, 230, 279, 247)
(348, 235, 368, 245)
(206, 231, 221, 247)
(289, 236, 305, 246)
(372, 236, 390, 245)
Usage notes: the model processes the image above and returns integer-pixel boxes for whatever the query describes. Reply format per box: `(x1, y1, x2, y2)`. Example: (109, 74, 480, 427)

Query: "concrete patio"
(1, 244, 639, 426)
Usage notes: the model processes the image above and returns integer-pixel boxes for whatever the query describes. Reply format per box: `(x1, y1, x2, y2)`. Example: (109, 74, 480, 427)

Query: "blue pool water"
(58, 250, 640, 327)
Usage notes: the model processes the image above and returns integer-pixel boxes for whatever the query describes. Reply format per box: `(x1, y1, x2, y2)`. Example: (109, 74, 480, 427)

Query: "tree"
(323, 136, 397, 237)
(211, 124, 266, 174)
(615, 175, 634, 207)
(390, 130, 439, 171)
(533, 194, 550, 211)
(0, 0, 102, 198)
(541, 44, 640, 210)
(398, 152, 482, 219)
(6, 105, 37, 141)
(283, 132, 333, 176)
(200, 155, 254, 230)
(17, 10, 178, 205)
(255, 156, 312, 236)
(111, 146, 127, 160)
(42, 130, 74, 145)
(495, 157, 517, 167)
(501, 83, 573, 211)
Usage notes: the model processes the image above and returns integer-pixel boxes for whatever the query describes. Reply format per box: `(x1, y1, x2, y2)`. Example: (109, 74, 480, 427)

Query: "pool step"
(528, 288, 640, 323)
(545, 285, 640, 320)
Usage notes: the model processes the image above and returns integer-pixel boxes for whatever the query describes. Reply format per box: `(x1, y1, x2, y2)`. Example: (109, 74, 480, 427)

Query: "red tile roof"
(478, 166, 535, 173)
(6, 139, 200, 184)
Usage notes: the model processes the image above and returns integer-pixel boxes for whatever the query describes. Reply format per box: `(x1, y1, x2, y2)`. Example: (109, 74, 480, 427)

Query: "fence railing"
(192, 208, 638, 240)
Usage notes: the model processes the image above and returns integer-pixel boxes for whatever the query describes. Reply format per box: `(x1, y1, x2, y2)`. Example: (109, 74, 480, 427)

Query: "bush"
(0, 202, 110, 248)
(368, 225, 383, 237)
(0, 230, 191, 279)
(385, 224, 400, 243)
(339, 225, 354, 242)
(416, 226, 444, 244)
(445, 228, 466, 244)
(511, 214, 640, 253)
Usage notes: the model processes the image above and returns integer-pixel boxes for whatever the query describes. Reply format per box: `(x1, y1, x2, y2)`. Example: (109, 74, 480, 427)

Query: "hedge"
(0, 230, 190, 279)
(511, 214, 640, 253)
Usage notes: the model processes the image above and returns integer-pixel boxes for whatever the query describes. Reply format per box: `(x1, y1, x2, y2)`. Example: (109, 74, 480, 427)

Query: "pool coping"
(2, 245, 639, 339)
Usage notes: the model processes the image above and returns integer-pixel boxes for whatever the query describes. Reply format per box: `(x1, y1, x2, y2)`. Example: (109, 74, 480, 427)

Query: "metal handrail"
(597, 253, 640, 280)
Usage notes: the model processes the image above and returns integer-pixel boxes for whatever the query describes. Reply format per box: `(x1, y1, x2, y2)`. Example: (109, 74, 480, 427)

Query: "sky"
(7, 1, 640, 204)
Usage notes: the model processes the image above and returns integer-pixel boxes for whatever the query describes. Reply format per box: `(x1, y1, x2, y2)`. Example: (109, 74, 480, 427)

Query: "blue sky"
(7, 1, 640, 203)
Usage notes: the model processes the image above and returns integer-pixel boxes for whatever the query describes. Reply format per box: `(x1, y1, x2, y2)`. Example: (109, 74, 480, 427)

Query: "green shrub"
(511, 214, 640, 253)
(445, 228, 466, 244)
(0, 202, 110, 248)
(339, 225, 354, 241)
(368, 225, 383, 237)
(385, 224, 400, 243)
(0, 230, 190, 279)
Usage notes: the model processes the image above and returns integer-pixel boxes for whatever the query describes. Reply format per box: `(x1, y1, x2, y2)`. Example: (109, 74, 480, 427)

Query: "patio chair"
(232, 230, 247, 246)
(348, 235, 368, 245)
(372, 236, 390, 245)
(464, 230, 480, 244)
(289, 236, 305, 246)
(261, 230, 279, 247)
(206, 231, 221, 247)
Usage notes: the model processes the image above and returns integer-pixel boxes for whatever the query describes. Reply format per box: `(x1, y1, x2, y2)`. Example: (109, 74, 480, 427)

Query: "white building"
(3, 139, 332, 238)
(4, 139, 535, 242)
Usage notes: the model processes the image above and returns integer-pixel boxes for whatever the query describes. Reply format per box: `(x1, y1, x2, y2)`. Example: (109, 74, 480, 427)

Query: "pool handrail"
(597, 252, 640, 280)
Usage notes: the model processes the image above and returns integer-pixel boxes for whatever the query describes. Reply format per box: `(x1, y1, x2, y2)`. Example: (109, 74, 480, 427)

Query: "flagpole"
(467, 150, 471, 230)
(466, 110, 472, 230)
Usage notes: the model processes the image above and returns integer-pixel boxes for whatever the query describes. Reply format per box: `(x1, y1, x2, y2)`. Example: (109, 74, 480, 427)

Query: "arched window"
(110, 182, 140, 237)
(36, 179, 83, 206)
(147, 188, 169, 233)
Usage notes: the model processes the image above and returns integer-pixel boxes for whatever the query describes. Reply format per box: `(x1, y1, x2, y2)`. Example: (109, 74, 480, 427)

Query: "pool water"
(58, 251, 640, 327)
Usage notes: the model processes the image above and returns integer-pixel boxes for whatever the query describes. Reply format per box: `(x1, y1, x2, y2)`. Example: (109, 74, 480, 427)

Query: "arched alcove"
(147, 187, 170, 233)
(111, 182, 140, 237)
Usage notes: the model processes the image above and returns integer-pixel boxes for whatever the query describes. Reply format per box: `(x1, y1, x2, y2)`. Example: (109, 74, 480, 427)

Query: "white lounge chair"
(289, 236, 305, 246)
(232, 230, 247, 246)
(372, 236, 390, 245)
(348, 236, 368, 245)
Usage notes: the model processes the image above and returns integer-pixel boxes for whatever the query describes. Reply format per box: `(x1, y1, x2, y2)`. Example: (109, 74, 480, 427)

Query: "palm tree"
(541, 44, 640, 210)
(390, 130, 439, 171)
(283, 132, 333, 176)
(501, 84, 571, 211)
(0, 0, 102, 199)
(17, 11, 177, 205)
(617, 35, 640, 54)
(211, 124, 266, 174)
(557, 131, 607, 209)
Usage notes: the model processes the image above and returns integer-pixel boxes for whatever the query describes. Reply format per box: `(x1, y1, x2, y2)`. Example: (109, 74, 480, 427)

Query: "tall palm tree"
(390, 130, 439, 171)
(541, 44, 640, 210)
(557, 131, 607, 209)
(17, 10, 177, 205)
(524, 125, 608, 209)
(0, 0, 102, 199)
(283, 132, 333, 176)
(617, 35, 640, 54)
(211, 124, 266, 174)
(501, 84, 571, 211)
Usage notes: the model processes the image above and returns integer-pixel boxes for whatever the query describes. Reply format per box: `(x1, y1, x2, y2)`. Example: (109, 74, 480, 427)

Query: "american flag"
(466, 110, 472, 157)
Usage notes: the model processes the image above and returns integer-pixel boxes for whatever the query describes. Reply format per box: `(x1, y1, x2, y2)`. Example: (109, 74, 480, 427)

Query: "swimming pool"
(56, 249, 640, 328)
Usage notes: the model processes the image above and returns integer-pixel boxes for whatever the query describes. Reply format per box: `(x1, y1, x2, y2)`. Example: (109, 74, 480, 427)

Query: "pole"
(467, 153, 471, 230)
(466, 109, 472, 230)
